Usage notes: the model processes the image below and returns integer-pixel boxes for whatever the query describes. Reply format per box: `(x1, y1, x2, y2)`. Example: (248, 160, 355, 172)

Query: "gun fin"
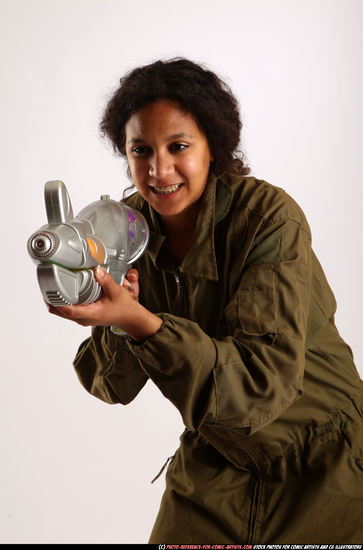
(44, 180, 74, 224)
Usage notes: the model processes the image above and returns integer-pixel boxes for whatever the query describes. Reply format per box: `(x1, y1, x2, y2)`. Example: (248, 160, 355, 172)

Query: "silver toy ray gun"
(27, 180, 149, 307)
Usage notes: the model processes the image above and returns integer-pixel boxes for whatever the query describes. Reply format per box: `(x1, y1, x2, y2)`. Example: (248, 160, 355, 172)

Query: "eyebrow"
(127, 132, 193, 144)
(168, 133, 193, 140)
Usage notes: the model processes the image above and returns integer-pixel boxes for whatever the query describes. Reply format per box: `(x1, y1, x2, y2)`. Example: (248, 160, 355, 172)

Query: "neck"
(160, 201, 199, 238)
(160, 203, 200, 265)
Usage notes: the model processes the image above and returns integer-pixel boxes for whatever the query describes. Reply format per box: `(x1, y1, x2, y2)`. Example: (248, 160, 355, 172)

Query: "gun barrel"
(27, 231, 59, 260)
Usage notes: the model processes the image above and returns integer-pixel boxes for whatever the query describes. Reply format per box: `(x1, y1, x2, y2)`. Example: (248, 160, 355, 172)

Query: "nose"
(148, 151, 175, 180)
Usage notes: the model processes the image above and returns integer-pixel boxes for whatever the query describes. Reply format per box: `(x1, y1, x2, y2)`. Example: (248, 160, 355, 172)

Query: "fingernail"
(96, 266, 105, 279)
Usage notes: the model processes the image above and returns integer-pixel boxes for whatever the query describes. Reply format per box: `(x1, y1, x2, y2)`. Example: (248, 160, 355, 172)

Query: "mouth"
(150, 183, 184, 195)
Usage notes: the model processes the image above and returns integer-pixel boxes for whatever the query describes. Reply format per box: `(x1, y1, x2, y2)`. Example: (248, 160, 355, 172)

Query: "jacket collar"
(137, 174, 233, 281)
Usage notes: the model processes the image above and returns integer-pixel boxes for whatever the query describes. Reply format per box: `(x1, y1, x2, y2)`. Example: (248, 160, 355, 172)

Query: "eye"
(169, 142, 189, 153)
(131, 145, 150, 156)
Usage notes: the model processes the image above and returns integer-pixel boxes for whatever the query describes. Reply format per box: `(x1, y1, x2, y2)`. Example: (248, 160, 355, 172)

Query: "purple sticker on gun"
(128, 211, 137, 223)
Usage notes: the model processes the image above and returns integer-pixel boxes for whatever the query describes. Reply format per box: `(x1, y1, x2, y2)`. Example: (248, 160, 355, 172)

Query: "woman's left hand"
(124, 267, 140, 301)
(46, 267, 139, 328)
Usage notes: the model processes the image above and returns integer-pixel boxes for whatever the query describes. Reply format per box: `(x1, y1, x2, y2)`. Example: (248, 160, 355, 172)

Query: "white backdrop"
(1, 0, 362, 544)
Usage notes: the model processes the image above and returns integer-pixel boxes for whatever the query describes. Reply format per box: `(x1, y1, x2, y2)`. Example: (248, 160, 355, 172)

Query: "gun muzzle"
(27, 231, 59, 260)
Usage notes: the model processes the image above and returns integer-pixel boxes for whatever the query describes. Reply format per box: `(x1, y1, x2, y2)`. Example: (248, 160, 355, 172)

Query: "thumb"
(94, 266, 120, 297)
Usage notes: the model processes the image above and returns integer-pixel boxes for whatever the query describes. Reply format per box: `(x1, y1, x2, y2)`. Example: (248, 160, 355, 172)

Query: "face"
(125, 100, 213, 225)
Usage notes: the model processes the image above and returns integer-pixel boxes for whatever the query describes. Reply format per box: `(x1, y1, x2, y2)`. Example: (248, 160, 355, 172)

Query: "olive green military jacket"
(73, 174, 363, 542)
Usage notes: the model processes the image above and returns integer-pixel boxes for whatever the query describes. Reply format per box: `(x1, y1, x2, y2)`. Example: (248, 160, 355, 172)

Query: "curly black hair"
(100, 57, 250, 177)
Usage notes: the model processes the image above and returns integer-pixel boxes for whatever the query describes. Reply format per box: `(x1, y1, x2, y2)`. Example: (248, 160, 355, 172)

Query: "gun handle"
(109, 263, 129, 336)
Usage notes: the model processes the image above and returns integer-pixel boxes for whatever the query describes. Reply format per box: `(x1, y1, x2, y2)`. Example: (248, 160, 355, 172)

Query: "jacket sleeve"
(121, 216, 311, 435)
(73, 325, 148, 404)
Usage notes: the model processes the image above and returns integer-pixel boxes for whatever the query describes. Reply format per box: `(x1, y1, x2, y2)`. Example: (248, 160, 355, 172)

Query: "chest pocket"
(225, 263, 277, 336)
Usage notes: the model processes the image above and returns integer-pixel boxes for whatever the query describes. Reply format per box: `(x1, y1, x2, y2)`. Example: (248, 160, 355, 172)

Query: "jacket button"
(355, 458, 363, 471)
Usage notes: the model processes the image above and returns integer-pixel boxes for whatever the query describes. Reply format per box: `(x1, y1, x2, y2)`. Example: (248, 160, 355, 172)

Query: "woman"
(47, 58, 363, 543)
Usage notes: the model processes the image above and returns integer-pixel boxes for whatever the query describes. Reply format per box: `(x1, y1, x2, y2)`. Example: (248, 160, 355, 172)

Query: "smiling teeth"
(153, 184, 181, 194)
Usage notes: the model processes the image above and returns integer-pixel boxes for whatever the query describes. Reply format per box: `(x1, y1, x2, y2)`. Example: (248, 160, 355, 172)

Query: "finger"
(74, 319, 93, 327)
(46, 297, 103, 326)
(122, 279, 132, 290)
(126, 268, 139, 299)
(56, 302, 102, 319)
(47, 307, 88, 324)
(94, 266, 122, 299)
(126, 268, 139, 282)
(46, 302, 73, 319)
(121, 279, 138, 301)
(123, 276, 139, 301)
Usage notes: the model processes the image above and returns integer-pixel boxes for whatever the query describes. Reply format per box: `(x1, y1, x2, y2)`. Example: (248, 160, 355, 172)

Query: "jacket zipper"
(174, 268, 187, 317)
(241, 446, 262, 544)
(173, 270, 262, 540)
